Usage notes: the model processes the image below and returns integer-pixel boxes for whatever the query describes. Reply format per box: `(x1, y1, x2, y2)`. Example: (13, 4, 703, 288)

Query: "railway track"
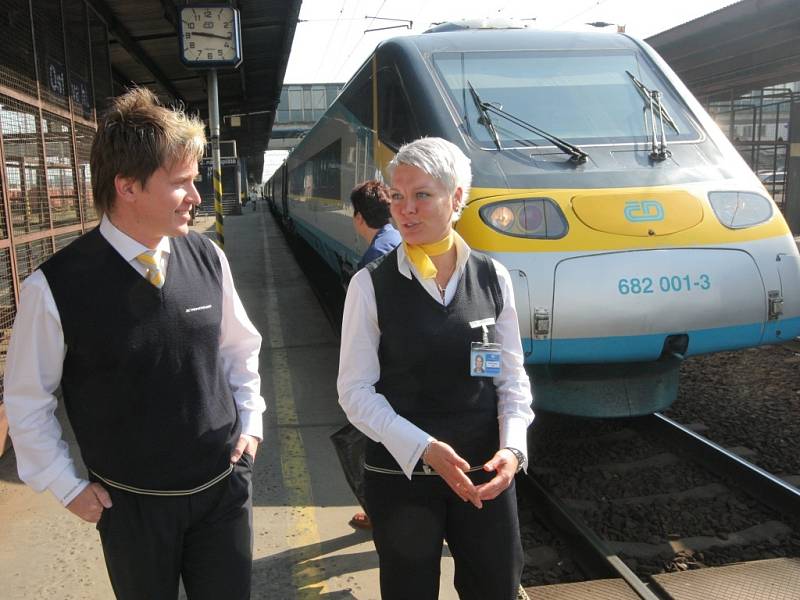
(518, 412, 800, 598)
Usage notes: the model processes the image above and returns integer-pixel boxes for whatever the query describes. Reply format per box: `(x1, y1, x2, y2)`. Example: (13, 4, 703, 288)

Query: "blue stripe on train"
(525, 316, 800, 364)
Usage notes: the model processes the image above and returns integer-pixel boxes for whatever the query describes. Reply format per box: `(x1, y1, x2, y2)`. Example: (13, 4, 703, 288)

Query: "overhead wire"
(335, 0, 389, 80)
(314, 0, 349, 80)
(334, 0, 367, 79)
(552, 0, 610, 29)
(365, 0, 389, 30)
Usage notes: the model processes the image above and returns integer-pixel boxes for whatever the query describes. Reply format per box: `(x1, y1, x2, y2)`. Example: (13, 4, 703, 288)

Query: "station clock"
(179, 5, 242, 68)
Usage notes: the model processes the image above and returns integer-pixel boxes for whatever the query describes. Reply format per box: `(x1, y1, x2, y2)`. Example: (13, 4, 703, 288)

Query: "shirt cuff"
(382, 416, 433, 479)
(499, 415, 530, 470)
(238, 407, 264, 441)
(48, 467, 90, 506)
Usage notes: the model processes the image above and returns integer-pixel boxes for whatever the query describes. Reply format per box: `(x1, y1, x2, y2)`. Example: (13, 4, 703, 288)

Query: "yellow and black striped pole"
(208, 69, 224, 249)
(213, 161, 224, 248)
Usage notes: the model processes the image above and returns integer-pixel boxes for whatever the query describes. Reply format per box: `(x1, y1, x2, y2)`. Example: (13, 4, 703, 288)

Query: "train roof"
(378, 27, 642, 55)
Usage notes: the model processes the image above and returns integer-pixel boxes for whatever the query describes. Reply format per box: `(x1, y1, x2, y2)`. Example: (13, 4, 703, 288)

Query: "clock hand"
(190, 31, 232, 41)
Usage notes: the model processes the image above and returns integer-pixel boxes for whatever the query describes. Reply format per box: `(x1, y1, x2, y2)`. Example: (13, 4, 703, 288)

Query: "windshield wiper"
(467, 81, 502, 150)
(626, 71, 679, 133)
(626, 70, 677, 161)
(467, 81, 588, 164)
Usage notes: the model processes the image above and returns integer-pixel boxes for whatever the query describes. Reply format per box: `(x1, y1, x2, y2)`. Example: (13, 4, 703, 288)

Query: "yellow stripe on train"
(456, 183, 788, 253)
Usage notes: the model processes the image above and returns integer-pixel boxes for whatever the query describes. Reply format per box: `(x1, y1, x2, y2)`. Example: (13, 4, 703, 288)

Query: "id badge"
(469, 318, 501, 377)
(470, 342, 502, 377)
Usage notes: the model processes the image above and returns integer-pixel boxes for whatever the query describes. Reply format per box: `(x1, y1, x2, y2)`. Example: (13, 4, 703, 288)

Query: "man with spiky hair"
(5, 87, 264, 599)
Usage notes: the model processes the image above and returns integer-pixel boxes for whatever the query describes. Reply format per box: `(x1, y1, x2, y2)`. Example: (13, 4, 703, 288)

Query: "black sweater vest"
(40, 228, 240, 490)
(367, 250, 504, 471)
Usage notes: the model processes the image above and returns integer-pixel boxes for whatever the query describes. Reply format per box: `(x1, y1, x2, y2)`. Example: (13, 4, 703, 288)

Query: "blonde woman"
(337, 137, 534, 599)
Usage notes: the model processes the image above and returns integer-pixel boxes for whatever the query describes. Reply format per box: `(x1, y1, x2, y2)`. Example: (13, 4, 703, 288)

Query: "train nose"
(571, 190, 704, 237)
(549, 248, 767, 363)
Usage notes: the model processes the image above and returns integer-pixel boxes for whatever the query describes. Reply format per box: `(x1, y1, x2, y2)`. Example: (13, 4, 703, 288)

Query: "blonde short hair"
(387, 137, 472, 220)
(90, 87, 206, 215)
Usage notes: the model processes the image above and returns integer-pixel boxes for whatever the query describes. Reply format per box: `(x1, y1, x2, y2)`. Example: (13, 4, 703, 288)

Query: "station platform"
(0, 206, 461, 599)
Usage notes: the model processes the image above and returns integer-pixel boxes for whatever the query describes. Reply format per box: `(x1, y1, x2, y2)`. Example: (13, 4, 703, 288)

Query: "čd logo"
(624, 200, 664, 222)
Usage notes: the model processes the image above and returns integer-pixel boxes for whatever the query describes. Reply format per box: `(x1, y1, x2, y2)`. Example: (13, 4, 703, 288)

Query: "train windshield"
(432, 50, 700, 148)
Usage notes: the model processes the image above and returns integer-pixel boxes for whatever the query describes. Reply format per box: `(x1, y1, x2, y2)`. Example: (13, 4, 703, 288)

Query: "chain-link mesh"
(43, 111, 80, 227)
(0, 1, 109, 412)
(89, 7, 112, 115)
(0, 248, 14, 401)
(32, 0, 69, 110)
(0, 154, 6, 240)
(1, 95, 50, 236)
(54, 230, 80, 251)
(0, 0, 38, 98)
(74, 123, 97, 222)
(63, 0, 93, 120)
(14, 237, 52, 281)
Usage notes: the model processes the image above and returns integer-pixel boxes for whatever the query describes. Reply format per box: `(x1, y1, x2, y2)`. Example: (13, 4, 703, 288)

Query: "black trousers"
(365, 468, 523, 600)
(94, 453, 254, 600)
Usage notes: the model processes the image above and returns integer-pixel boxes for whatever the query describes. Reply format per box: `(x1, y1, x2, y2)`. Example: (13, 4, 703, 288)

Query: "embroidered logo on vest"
(185, 304, 213, 313)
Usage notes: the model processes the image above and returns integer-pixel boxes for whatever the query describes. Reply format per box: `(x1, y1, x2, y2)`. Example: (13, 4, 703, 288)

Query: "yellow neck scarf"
(403, 231, 455, 279)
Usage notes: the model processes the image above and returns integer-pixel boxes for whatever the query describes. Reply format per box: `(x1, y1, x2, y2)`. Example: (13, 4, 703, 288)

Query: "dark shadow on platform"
(251, 530, 376, 599)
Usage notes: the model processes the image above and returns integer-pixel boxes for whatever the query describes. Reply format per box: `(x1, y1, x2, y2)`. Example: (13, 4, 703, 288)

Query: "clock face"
(179, 5, 241, 66)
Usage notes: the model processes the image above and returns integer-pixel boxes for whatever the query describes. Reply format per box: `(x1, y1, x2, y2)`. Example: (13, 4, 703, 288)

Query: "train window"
(288, 88, 304, 122)
(432, 50, 700, 149)
(377, 67, 420, 150)
(288, 140, 342, 202)
(339, 63, 374, 128)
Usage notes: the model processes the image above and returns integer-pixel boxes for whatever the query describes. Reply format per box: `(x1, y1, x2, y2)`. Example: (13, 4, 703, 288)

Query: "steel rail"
(518, 472, 672, 600)
(635, 413, 800, 518)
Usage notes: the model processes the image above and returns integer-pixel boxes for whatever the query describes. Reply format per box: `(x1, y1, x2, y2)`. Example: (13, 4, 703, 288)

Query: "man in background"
(352, 180, 401, 270)
(340, 180, 400, 530)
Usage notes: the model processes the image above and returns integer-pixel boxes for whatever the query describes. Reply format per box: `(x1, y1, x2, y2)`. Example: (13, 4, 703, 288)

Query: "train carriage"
(267, 22, 800, 417)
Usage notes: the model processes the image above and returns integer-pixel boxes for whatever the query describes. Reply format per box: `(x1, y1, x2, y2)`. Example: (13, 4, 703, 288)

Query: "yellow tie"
(136, 250, 165, 289)
(403, 231, 455, 280)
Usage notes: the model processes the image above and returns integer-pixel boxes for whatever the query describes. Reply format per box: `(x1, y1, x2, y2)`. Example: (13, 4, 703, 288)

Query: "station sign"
(200, 157, 238, 167)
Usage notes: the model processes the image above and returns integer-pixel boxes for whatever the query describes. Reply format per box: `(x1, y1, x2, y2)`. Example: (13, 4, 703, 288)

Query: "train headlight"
(521, 204, 544, 232)
(708, 191, 773, 229)
(486, 206, 515, 231)
(479, 198, 568, 239)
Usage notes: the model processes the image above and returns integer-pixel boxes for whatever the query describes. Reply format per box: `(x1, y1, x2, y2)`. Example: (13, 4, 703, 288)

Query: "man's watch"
(504, 447, 525, 473)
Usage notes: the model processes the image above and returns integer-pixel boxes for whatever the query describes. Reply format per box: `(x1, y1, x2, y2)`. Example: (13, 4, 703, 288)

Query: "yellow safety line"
(261, 209, 325, 598)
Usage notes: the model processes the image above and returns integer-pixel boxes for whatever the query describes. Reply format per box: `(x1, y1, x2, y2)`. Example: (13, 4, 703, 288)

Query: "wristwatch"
(504, 447, 525, 473)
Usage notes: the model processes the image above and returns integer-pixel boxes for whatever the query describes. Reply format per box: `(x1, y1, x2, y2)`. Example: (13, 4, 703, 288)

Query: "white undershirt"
(4, 216, 265, 506)
(337, 233, 534, 478)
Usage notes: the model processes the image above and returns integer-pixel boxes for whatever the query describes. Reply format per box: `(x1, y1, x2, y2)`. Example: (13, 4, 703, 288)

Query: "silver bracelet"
(504, 447, 525, 473)
(421, 440, 437, 467)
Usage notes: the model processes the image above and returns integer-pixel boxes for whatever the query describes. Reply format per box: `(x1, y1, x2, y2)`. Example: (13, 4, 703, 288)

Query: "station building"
(269, 82, 344, 152)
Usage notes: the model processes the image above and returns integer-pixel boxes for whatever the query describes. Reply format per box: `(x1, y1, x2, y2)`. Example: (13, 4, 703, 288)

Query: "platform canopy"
(89, 0, 302, 181)
(646, 0, 800, 98)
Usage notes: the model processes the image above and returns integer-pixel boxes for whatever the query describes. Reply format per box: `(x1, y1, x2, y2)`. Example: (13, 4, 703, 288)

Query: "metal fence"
(0, 0, 112, 406)
(703, 87, 795, 211)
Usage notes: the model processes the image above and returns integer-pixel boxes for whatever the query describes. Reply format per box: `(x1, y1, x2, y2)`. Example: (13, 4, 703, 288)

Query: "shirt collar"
(99, 215, 171, 262)
(375, 223, 393, 237)
(396, 229, 471, 280)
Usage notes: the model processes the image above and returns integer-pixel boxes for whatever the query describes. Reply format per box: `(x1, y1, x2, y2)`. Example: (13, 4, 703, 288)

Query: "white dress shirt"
(337, 232, 534, 479)
(4, 216, 265, 506)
